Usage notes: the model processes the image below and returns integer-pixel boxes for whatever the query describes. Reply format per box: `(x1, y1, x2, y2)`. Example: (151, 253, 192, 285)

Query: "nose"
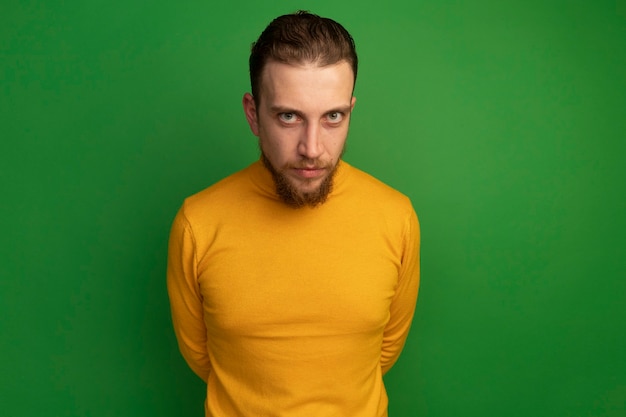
(298, 122, 324, 160)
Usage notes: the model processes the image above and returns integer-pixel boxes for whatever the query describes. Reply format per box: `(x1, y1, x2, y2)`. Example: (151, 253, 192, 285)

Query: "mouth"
(291, 166, 327, 180)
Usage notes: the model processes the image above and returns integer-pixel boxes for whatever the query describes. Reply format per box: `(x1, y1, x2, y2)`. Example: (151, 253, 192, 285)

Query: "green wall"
(2, 1, 625, 416)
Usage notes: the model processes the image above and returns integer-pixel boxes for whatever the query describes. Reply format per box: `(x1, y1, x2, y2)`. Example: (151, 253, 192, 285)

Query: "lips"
(292, 167, 326, 179)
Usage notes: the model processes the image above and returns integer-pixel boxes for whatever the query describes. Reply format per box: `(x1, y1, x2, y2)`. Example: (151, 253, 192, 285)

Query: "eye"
(278, 112, 299, 124)
(326, 112, 344, 123)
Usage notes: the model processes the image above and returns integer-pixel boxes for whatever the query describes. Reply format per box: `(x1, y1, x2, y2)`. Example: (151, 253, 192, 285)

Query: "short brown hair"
(249, 11, 358, 104)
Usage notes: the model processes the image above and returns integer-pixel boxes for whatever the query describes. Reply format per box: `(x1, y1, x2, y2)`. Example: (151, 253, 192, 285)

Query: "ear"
(350, 96, 357, 111)
(242, 93, 259, 136)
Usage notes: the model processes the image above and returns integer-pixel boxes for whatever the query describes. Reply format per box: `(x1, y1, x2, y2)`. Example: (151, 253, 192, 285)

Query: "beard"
(260, 150, 341, 209)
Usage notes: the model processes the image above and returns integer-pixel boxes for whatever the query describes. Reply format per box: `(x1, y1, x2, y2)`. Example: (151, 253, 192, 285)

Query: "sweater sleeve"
(166, 206, 211, 381)
(381, 206, 420, 375)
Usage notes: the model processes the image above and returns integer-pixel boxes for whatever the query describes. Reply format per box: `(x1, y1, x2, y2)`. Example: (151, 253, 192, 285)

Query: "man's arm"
(166, 207, 211, 381)
(381, 207, 420, 375)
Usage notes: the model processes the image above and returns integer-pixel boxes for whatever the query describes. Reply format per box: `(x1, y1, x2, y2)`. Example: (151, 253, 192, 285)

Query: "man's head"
(248, 11, 358, 106)
(243, 11, 358, 208)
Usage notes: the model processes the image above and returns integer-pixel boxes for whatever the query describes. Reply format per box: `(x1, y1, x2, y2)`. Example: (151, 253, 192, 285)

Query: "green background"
(2, 0, 625, 416)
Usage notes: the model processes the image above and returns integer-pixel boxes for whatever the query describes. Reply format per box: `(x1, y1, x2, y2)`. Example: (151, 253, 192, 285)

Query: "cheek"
(328, 129, 349, 151)
(259, 125, 282, 149)
(259, 130, 290, 162)
(262, 124, 300, 149)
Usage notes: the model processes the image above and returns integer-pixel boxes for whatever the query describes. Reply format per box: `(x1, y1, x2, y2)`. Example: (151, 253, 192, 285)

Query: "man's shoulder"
(179, 163, 256, 221)
(343, 162, 413, 209)
(340, 162, 419, 239)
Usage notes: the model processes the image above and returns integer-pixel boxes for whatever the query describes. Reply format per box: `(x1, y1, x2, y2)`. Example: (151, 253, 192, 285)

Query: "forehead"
(258, 60, 354, 109)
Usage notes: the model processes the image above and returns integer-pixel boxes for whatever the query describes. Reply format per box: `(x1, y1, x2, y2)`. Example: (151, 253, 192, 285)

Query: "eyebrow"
(269, 104, 353, 115)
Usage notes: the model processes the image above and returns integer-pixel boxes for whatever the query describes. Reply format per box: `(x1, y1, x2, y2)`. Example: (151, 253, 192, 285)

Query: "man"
(167, 11, 420, 417)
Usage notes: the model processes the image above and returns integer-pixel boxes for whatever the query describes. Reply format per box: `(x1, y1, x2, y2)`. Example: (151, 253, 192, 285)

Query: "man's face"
(243, 60, 356, 207)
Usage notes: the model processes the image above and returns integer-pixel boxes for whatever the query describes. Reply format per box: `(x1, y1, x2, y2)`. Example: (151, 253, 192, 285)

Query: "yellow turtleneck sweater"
(167, 160, 420, 417)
